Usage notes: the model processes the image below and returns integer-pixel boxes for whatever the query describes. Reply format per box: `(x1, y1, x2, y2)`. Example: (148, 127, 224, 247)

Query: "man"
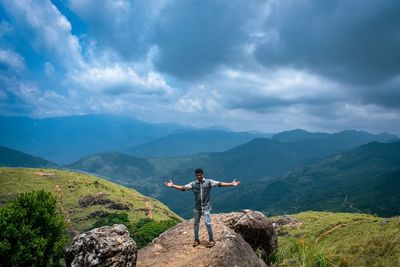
(164, 168, 240, 248)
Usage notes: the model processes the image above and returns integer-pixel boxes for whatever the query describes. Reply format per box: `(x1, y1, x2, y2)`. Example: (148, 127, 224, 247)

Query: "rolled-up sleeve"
(182, 182, 193, 191)
(209, 179, 222, 187)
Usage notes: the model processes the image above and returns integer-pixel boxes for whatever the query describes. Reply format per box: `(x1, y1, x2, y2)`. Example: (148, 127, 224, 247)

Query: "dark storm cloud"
(67, 0, 267, 79)
(67, 0, 158, 60)
(224, 94, 338, 113)
(255, 0, 400, 85)
(153, 0, 265, 79)
(357, 79, 400, 109)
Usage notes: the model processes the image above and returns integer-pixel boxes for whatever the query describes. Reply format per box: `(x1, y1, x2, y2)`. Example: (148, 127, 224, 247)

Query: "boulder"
(137, 210, 277, 267)
(66, 224, 137, 267)
(217, 210, 278, 260)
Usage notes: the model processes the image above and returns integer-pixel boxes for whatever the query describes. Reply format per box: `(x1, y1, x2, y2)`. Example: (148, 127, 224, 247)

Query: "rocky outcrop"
(65, 224, 137, 267)
(107, 203, 130, 210)
(137, 210, 277, 267)
(79, 195, 113, 207)
(79, 194, 131, 210)
(216, 210, 278, 261)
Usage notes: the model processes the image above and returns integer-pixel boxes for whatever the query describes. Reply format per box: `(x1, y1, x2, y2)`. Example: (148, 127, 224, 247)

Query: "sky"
(0, 0, 399, 134)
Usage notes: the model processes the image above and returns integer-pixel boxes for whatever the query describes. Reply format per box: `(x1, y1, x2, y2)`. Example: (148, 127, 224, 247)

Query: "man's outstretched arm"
(164, 180, 186, 191)
(218, 179, 240, 187)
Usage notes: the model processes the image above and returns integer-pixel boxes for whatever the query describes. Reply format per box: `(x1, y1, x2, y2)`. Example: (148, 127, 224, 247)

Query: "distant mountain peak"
(272, 129, 328, 142)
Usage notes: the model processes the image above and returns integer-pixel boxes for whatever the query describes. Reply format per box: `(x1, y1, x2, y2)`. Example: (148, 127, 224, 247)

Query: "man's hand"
(164, 180, 174, 187)
(232, 179, 240, 186)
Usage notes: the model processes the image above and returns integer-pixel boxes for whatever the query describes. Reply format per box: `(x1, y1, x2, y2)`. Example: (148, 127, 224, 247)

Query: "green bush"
(92, 214, 176, 249)
(132, 219, 176, 248)
(92, 212, 130, 228)
(0, 190, 68, 267)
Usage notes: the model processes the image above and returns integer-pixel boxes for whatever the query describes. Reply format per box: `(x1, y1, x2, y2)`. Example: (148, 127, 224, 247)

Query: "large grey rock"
(137, 210, 277, 267)
(217, 210, 278, 260)
(66, 224, 137, 267)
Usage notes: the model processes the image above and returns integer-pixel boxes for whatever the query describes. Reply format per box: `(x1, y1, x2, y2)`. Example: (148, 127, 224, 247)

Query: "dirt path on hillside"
(143, 198, 153, 219)
(315, 223, 346, 243)
(54, 184, 71, 225)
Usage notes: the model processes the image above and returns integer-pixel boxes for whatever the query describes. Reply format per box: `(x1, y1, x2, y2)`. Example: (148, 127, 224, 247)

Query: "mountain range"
(126, 130, 268, 157)
(0, 114, 265, 163)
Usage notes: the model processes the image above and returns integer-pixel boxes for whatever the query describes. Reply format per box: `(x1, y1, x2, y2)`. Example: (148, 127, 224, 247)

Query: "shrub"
(92, 215, 176, 249)
(132, 219, 176, 248)
(0, 190, 68, 267)
(92, 212, 130, 228)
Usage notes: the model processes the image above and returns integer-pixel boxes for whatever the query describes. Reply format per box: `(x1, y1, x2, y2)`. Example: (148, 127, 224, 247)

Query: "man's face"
(195, 172, 204, 182)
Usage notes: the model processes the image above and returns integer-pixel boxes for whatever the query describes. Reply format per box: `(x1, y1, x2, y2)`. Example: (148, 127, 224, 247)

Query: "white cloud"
(2, 0, 84, 69)
(0, 48, 25, 70)
(175, 85, 221, 113)
(69, 64, 176, 96)
(67, 0, 168, 60)
(209, 67, 345, 111)
(44, 62, 55, 76)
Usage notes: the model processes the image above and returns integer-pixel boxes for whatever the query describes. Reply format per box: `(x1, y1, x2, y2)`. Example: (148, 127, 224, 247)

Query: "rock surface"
(217, 210, 278, 260)
(137, 210, 277, 267)
(66, 224, 137, 267)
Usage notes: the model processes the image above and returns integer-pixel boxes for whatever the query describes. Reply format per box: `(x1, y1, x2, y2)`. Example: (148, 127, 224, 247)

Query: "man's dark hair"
(195, 168, 203, 174)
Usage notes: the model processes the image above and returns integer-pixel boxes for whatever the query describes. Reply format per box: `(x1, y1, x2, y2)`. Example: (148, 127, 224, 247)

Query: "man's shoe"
(192, 239, 200, 247)
(206, 240, 215, 248)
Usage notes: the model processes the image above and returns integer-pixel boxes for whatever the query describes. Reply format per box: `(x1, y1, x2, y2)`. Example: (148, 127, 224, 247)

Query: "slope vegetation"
(0, 168, 181, 234)
(271, 211, 400, 266)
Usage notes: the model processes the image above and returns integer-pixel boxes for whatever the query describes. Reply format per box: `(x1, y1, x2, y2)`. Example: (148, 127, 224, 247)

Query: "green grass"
(270, 211, 400, 266)
(0, 167, 182, 234)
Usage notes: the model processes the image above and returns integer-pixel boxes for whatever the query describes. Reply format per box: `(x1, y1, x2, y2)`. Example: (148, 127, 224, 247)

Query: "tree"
(0, 190, 68, 266)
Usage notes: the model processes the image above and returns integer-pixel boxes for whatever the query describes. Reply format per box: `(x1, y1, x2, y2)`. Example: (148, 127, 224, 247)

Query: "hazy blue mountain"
(127, 130, 267, 157)
(218, 141, 400, 217)
(272, 129, 330, 142)
(0, 114, 194, 164)
(323, 130, 398, 149)
(272, 129, 398, 146)
(0, 146, 57, 167)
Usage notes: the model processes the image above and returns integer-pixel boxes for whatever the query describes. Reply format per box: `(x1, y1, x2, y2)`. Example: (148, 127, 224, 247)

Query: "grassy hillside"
(271, 211, 400, 266)
(0, 168, 181, 234)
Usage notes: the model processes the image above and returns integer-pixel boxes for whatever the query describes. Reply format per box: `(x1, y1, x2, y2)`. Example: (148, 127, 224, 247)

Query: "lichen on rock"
(65, 224, 137, 267)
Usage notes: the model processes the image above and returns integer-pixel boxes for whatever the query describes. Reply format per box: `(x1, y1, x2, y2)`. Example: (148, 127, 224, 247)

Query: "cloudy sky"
(0, 0, 399, 134)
